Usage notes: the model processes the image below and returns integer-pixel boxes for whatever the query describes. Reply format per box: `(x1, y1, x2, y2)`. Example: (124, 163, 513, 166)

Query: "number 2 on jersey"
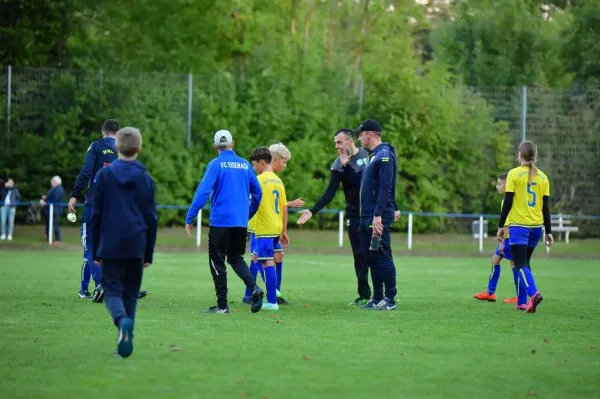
(527, 182, 537, 207)
(273, 189, 280, 214)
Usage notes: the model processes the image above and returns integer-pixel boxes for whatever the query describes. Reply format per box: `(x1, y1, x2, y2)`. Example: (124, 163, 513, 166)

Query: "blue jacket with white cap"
(185, 130, 262, 227)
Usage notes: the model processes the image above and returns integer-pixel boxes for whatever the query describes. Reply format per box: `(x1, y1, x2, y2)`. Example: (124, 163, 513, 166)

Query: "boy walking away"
(90, 127, 157, 358)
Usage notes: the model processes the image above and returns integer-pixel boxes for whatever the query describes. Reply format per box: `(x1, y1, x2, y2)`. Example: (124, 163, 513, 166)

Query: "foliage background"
(0, 0, 598, 232)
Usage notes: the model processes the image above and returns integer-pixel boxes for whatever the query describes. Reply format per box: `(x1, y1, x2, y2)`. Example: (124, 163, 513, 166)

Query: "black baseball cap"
(102, 119, 120, 133)
(353, 119, 382, 135)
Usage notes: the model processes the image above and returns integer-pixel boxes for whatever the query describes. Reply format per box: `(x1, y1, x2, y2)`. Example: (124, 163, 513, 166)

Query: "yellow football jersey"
(500, 199, 511, 238)
(247, 213, 256, 233)
(253, 171, 287, 237)
(505, 165, 550, 227)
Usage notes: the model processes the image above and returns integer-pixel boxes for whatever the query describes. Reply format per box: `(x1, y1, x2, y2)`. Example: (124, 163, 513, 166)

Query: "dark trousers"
(45, 213, 61, 241)
(358, 217, 397, 302)
(347, 217, 371, 299)
(208, 226, 257, 309)
(101, 258, 144, 328)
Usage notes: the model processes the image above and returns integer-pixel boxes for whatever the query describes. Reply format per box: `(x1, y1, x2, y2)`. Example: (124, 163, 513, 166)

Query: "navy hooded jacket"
(90, 159, 158, 264)
(71, 137, 118, 205)
(359, 143, 398, 220)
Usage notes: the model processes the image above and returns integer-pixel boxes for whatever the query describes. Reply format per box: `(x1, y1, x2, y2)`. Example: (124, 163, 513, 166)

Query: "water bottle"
(369, 233, 381, 251)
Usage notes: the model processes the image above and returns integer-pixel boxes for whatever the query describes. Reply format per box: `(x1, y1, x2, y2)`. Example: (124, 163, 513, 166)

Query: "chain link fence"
(1, 67, 599, 219)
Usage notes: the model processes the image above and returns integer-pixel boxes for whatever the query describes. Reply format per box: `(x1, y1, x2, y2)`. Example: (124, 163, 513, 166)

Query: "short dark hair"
(498, 172, 508, 180)
(102, 119, 120, 134)
(334, 128, 354, 139)
(250, 147, 272, 164)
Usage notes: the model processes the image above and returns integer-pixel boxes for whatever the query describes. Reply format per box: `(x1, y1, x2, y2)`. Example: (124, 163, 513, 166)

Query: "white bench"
(551, 214, 579, 243)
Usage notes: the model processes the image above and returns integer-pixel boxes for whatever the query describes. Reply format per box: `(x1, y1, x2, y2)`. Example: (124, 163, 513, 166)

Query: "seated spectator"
(41, 176, 65, 244)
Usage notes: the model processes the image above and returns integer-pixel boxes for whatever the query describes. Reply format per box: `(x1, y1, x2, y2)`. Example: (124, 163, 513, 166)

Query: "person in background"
(41, 176, 65, 244)
(1, 178, 21, 241)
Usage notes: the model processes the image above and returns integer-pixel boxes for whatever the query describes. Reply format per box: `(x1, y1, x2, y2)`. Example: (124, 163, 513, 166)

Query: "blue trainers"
(117, 318, 134, 358)
(360, 299, 378, 309)
(371, 298, 397, 311)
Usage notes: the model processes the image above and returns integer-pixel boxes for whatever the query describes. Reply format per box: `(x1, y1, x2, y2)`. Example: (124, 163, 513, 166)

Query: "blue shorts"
(509, 226, 543, 248)
(255, 237, 281, 261)
(494, 238, 513, 261)
(249, 232, 282, 256)
(81, 205, 93, 264)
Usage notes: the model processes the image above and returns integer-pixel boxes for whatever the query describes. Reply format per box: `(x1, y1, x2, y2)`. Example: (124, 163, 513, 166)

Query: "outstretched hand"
(297, 210, 313, 225)
(288, 198, 305, 208)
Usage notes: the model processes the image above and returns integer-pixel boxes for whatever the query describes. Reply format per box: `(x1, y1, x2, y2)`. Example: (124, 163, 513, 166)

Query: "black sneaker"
(92, 286, 105, 303)
(78, 290, 93, 299)
(202, 306, 229, 314)
(349, 297, 370, 306)
(138, 290, 148, 299)
(276, 296, 291, 305)
(250, 286, 264, 313)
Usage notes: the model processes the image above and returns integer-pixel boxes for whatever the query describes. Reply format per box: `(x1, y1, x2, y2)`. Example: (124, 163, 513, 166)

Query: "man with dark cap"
(297, 128, 400, 306)
(353, 119, 399, 311)
(69, 119, 148, 302)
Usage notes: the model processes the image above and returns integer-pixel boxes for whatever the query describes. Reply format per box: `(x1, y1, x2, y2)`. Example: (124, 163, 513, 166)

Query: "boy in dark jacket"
(90, 127, 157, 358)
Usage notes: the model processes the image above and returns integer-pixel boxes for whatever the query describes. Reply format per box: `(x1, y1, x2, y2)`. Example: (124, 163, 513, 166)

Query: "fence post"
(521, 85, 527, 143)
(338, 211, 344, 248)
(7, 65, 11, 135)
(478, 215, 484, 253)
(48, 204, 54, 245)
(196, 209, 202, 248)
(407, 213, 413, 250)
(187, 73, 193, 148)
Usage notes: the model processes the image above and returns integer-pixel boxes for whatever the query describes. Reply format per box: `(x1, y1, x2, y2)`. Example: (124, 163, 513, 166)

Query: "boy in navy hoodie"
(90, 127, 157, 358)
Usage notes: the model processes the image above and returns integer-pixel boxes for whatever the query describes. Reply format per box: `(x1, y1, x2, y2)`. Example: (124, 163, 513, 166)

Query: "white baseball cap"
(214, 129, 233, 146)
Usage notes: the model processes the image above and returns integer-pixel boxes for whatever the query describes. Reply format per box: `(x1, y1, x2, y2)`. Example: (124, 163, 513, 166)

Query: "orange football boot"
(474, 291, 497, 302)
(503, 296, 517, 304)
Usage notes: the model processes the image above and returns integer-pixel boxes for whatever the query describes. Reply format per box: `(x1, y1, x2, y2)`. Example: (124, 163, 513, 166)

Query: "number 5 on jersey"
(527, 182, 537, 207)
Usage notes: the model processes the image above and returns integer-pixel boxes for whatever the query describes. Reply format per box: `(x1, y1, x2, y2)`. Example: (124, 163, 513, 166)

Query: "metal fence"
(7, 202, 600, 254)
(1, 67, 600, 217)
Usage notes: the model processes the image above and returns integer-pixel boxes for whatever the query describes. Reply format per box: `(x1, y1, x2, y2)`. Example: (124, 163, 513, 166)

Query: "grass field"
(5, 224, 600, 258)
(1, 249, 600, 399)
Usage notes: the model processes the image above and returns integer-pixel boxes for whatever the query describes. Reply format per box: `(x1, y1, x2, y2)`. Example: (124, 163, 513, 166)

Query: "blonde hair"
(269, 142, 291, 160)
(116, 127, 142, 157)
(519, 140, 538, 185)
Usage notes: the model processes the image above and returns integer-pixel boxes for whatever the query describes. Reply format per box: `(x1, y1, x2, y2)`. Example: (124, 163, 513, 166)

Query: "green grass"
(5, 224, 600, 258)
(1, 251, 599, 398)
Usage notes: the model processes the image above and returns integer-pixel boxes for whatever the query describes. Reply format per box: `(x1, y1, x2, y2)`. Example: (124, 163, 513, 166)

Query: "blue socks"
(511, 267, 519, 297)
(520, 267, 538, 297)
(517, 273, 528, 306)
(276, 261, 283, 292)
(265, 266, 277, 304)
(244, 260, 260, 298)
(487, 265, 501, 295)
(90, 262, 102, 288)
(80, 260, 91, 292)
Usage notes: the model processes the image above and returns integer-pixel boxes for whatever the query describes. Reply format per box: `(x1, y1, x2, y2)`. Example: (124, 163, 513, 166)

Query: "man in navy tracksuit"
(354, 119, 398, 311)
(185, 129, 264, 314)
(69, 119, 148, 302)
(91, 127, 157, 358)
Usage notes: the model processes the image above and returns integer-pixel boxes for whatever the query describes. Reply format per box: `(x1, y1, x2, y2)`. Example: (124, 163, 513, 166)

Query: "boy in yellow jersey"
(248, 147, 289, 311)
(268, 143, 304, 304)
(243, 143, 303, 305)
(474, 172, 519, 304)
(497, 141, 553, 313)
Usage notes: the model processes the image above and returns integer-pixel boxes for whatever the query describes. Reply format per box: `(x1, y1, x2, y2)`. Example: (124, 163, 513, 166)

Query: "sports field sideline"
(1, 241, 599, 398)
